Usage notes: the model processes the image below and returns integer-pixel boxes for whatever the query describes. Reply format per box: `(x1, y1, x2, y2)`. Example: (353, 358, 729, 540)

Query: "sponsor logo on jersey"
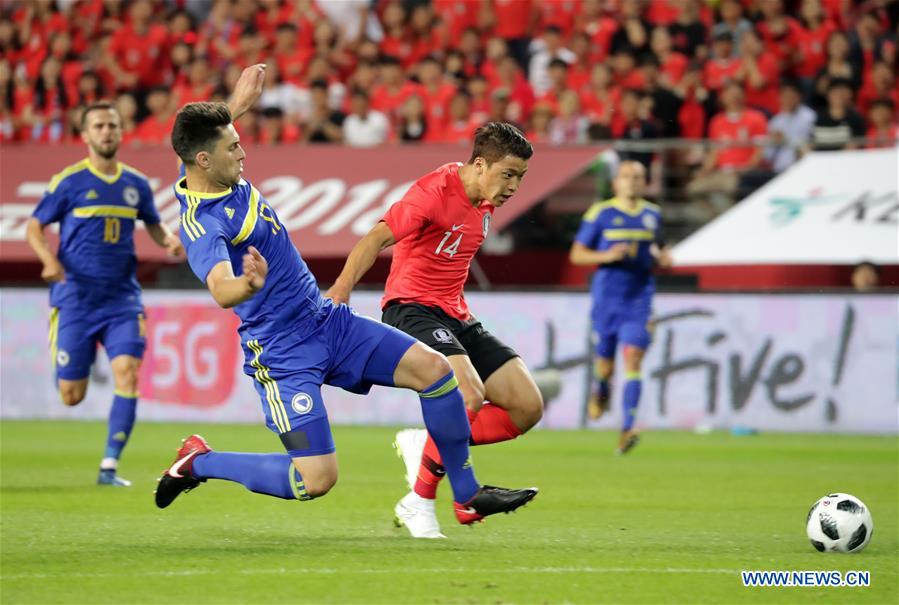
(291, 392, 314, 415)
(86, 189, 99, 200)
(613, 216, 624, 225)
(432, 328, 453, 344)
(123, 186, 140, 207)
(225, 207, 235, 219)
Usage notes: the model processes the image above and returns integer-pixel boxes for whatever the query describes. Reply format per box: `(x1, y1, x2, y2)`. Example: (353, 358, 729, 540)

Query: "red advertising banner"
(0, 144, 599, 261)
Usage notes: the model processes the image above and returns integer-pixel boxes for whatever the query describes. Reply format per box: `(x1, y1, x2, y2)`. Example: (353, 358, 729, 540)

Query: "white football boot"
(393, 428, 428, 490)
(394, 491, 445, 539)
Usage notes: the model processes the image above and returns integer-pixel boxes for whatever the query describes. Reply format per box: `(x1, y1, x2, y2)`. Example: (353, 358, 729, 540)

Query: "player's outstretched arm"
(569, 241, 629, 266)
(24, 218, 64, 282)
(227, 64, 266, 121)
(324, 222, 396, 305)
(146, 223, 184, 257)
(652, 244, 673, 268)
(206, 247, 268, 308)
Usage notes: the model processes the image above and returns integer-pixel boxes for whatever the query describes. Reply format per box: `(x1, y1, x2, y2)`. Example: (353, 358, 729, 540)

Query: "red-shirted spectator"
(549, 89, 589, 144)
(13, 1, 68, 80)
(72, 70, 105, 110)
(370, 56, 423, 124)
(173, 57, 216, 108)
(574, 0, 618, 63)
(646, 0, 680, 26)
(379, 1, 413, 66)
(255, 0, 294, 46)
(273, 23, 313, 85)
(408, 5, 444, 64)
(481, 36, 510, 87)
(795, 0, 838, 80)
(865, 98, 898, 148)
(610, 49, 645, 90)
(416, 56, 456, 132)
(486, 0, 536, 69)
(45, 32, 83, 107)
(456, 27, 484, 78)
(466, 75, 491, 124)
(528, 26, 575, 96)
(133, 86, 175, 144)
(105, 0, 168, 90)
(579, 63, 620, 126)
(168, 41, 194, 89)
(857, 61, 899, 117)
(495, 55, 535, 124)
(756, 0, 803, 73)
(526, 101, 555, 144)
(674, 63, 709, 139)
(166, 10, 198, 51)
(650, 26, 688, 86)
(441, 92, 480, 144)
(432, 0, 481, 45)
(258, 106, 301, 144)
(704, 32, 741, 93)
(737, 30, 780, 115)
(850, 13, 882, 82)
(115, 93, 138, 146)
(821, 0, 852, 30)
(537, 59, 572, 114)
(233, 29, 267, 71)
(565, 32, 593, 91)
(535, 0, 579, 39)
(687, 82, 767, 209)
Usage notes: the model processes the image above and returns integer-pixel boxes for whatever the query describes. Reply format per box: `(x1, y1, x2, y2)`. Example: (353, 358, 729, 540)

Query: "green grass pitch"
(1, 420, 896, 604)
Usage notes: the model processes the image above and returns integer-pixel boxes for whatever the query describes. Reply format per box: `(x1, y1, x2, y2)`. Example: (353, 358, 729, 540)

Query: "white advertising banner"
(673, 148, 899, 266)
(1, 289, 896, 434)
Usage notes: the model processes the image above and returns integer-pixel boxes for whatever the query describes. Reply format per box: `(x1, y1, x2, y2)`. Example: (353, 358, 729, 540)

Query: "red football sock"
(413, 404, 523, 500)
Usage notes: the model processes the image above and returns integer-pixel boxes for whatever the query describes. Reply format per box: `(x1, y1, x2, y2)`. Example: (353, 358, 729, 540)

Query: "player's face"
(613, 162, 647, 199)
(81, 109, 121, 159)
(478, 155, 528, 208)
(207, 124, 245, 187)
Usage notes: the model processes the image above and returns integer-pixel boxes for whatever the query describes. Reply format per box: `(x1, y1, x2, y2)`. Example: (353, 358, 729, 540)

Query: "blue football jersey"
(175, 175, 323, 336)
(574, 197, 662, 299)
(32, 159, 160, 307)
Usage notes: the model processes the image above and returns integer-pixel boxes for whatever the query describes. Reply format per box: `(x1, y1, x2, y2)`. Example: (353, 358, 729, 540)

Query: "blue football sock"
(192, 452, 311, 500)
(419, 372, 479, 503)
(102, 391, 137, 465)
(622, 372, 642, 432)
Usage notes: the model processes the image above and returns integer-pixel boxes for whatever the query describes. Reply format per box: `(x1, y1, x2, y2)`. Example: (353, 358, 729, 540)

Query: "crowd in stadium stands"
(2, 0, 897, 169)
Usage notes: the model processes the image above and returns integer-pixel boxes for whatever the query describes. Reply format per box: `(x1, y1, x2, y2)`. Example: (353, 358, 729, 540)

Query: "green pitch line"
(1, 421, 896, 604)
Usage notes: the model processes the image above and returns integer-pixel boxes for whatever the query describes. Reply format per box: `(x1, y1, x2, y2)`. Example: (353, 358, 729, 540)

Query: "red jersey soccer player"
(327, 123, 543, 538)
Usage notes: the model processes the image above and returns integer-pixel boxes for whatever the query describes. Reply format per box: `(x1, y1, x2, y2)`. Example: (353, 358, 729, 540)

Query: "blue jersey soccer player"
(568, 161, 672, 454)
(153, 66, 536, 528)
(26, 101, 183, 486)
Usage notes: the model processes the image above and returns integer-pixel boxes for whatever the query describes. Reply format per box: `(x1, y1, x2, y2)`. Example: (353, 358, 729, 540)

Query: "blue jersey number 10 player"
(154, 65, 536, 530)
(26, 101, 184, 487)
(569, 161, 672, 454)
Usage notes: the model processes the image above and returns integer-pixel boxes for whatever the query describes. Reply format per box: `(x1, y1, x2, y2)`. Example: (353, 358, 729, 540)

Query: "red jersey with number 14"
(381, 162, 494, 320)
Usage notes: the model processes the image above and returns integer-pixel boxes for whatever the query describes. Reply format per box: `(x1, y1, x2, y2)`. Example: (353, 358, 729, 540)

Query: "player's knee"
(303, 472, 337, 498)
(517, 390, 544, 432)
(113, 370, 139, 394)
(59, 385, 85, 406)
(419, 349, 453, 388)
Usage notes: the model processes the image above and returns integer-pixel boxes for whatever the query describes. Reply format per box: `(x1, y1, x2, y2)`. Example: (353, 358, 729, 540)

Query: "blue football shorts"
(590, 296, 653, 359)
(239, 300, 417, 458)
(49, 305, 146, 381)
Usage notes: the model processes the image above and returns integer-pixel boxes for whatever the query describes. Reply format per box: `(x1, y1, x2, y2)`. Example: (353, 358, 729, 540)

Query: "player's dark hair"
(171, 102, 233, 165)
(80, 101, 118, 130)
(468, 122, 533, 164)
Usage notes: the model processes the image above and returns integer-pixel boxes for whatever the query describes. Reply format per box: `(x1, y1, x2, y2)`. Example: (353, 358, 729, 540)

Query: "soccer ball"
(806, 493, 873, 553)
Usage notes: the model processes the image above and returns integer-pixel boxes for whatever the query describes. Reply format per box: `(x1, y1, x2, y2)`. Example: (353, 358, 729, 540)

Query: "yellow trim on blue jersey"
(72, 205, 139, 219)
(584, 197, 658, 221)
(85, 159, 123, 184)
(175, 177, 233, 199)
(181, 195, 207, 241)
(47, 160, 90, 193)
(247, 340, 291, 433)
(603, 229, 655, 241)
(48, 307, 59, 370)
(231, 186, 260, 245)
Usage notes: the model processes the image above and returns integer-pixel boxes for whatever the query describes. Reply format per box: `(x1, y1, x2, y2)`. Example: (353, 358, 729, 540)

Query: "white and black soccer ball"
(806, 493, 873, 553)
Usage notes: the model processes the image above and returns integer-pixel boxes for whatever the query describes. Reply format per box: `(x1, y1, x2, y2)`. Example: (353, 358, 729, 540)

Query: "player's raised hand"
(228, 64, 267, 120)
(243, 246, 268, 292)
(41, 258, 65, 283)
(605, 243, 630, 263)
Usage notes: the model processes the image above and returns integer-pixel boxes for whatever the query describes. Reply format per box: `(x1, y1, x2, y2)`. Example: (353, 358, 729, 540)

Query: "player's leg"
(156, 335, 337, 508)
(50, 307, 94, 406)
(616, 316, 652, 455)
(588, 334, 617, 421)
(99, 311, 148, 486)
